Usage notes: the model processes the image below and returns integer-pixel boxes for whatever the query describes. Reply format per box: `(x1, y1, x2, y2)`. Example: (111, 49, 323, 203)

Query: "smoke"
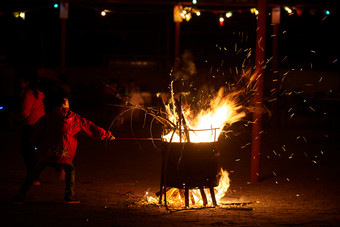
(173, 50, 197, 81)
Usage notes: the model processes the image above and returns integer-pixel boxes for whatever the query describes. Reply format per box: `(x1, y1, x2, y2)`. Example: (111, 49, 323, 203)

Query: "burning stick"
(114, 137, 162, 141)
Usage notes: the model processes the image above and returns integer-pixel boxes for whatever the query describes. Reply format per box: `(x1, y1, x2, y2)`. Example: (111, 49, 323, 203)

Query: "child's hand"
(108, 135, 115, 140)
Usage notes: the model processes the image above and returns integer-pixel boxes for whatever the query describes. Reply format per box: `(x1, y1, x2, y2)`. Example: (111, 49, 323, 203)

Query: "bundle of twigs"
(105, 84, 176, 129)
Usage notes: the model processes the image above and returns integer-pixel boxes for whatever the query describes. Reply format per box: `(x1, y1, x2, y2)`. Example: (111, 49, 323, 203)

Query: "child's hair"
(21, 71, 40, 98)
(44, 85, 71, 111)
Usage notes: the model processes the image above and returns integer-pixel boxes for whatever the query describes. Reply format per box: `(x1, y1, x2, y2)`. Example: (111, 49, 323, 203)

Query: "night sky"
(0, 2, 339, 71)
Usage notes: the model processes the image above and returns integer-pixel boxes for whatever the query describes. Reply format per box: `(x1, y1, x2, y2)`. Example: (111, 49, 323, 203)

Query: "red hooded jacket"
(33, 107, 111, 164)
(21, 89, 45, 125)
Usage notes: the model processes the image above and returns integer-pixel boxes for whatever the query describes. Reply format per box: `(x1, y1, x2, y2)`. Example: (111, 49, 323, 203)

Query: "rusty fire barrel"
(164, 142, 219, 189)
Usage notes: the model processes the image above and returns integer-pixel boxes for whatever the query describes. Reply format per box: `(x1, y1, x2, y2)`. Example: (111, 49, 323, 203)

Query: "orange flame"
(162, 87, 246, 143)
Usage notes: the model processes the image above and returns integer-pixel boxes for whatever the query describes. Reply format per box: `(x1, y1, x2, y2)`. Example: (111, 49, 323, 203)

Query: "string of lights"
(1, 1, 333, 25)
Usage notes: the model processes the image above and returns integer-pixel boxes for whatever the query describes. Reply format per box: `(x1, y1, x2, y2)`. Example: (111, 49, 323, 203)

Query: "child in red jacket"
(14, 91, 115, 204)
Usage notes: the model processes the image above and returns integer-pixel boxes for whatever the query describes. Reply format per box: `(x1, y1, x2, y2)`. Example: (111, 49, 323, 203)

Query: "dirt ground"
(1, 116, 340, 226)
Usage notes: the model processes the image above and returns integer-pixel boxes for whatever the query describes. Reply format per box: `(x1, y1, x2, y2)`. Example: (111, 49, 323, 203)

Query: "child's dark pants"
(19, 161, 75, 198)
(21, 125, 38, 175)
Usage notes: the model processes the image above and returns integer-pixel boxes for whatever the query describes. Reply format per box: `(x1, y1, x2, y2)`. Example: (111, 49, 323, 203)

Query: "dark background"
(0, 1, 340, 226)
(1, 1, 339, 69)
(1, 1, 340, 125)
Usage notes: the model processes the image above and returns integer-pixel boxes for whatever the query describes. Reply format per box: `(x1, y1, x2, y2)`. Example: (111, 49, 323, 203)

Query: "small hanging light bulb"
(196, 11, 201, 16)
(226, 11, 232, 18)
(250, 8, 258, 15)
(101, 10, 106, 16)
(219, 16, 224, 26)
(13, 12, 20, 18)
(185, 13, 192, 21)
(19, 12, 25, 20)
(284, 6, 293, 14)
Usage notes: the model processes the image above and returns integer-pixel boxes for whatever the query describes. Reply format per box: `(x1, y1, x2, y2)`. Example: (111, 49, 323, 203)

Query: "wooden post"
(59, 0, 68, 74)
(40, 16, 45, 66)
(272, 7, 280, 70)
(174, 21, 181, 71)
(61, 18, 66, 73)
(270, 7, 280, 127)
(251, 0, 267, 183)
(173, 5, 182, 71)
(272, 23, 279, 70)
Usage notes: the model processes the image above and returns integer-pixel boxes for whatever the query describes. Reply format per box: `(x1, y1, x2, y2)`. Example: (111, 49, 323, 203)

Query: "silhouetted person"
(19, 71, 45, 185)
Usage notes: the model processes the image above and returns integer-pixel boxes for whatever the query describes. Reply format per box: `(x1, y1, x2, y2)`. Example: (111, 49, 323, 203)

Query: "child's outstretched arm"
(76, 113, 114, 140)
(107, 134, 115, 141)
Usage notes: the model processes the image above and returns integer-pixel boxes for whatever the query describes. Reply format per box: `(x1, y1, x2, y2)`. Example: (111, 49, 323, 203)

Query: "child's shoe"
(32, 180, 40, 186)
(64, 195, 80, 204)
(13, 193, 25, 205)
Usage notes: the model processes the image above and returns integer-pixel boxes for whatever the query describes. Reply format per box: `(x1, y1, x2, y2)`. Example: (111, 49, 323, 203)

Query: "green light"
(325, 10, 330, 15)
(54, 3, 59, 8)
(192, 0, 197, 4)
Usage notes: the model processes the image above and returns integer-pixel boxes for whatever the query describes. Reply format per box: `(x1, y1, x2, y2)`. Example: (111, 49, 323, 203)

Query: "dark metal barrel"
(164, 142, 219, 189)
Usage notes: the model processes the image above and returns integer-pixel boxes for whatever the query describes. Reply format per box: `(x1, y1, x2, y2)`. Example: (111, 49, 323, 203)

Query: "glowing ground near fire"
(140, 168, 231, 208)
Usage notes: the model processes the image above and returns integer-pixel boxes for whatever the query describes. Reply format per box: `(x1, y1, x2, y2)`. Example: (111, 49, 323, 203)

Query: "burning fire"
(162, 85, 246, 143)
(143, 83, 249, 208)
(165, 168, 230, 207)
(106, 54, 256, 208)
(145, 168, 230, 207)
(149, 67, 254, 208)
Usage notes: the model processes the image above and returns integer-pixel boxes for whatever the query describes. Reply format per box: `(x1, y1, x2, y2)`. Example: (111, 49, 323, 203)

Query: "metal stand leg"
(159, 143, 170, 209)
(199, 187, 208, 206)
(163, 186, 167, 206)
(159, 152, 166, 205)
(159, 162, 165, 204)
(209, 186, 218, 207)
(184, 186, 189, 208)
(158, 187, 163, 205)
